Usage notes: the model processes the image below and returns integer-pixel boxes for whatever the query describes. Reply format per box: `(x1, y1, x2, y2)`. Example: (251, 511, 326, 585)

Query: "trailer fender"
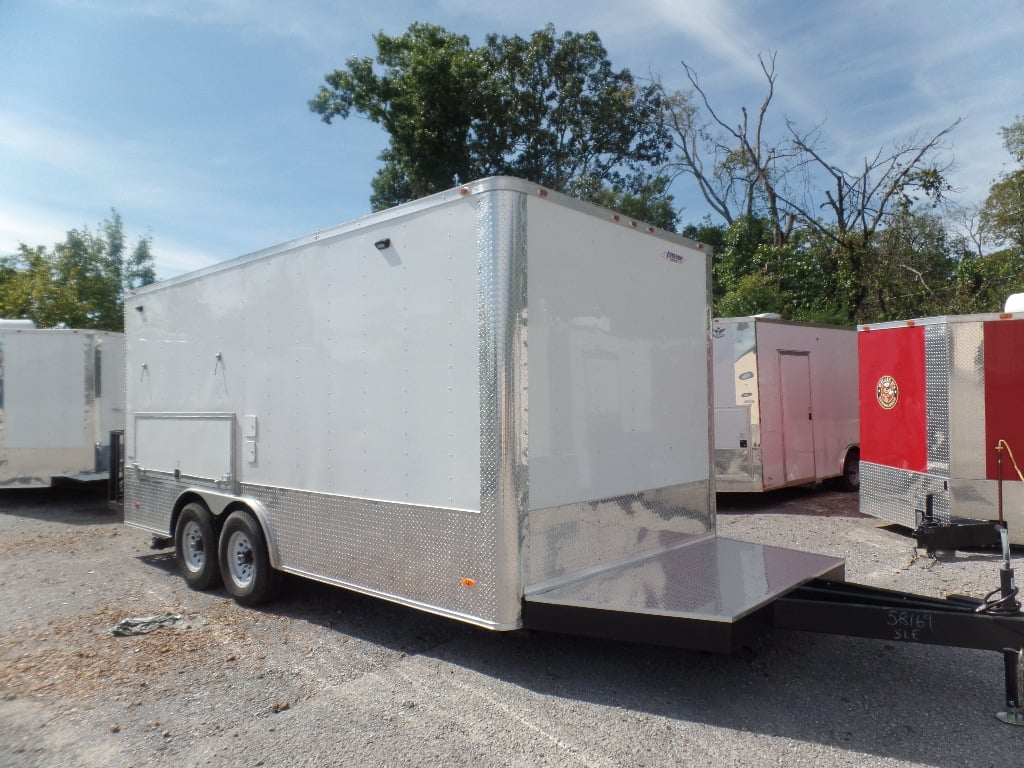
(839, 445, 861, 492)
(174, 488, 281, 569)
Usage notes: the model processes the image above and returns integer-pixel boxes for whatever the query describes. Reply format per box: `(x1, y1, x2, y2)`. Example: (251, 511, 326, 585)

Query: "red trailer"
(858, 310, 1024, 545)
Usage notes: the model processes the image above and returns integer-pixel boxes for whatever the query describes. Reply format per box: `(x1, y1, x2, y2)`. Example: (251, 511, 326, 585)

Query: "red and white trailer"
(858, 310, 1024, 544)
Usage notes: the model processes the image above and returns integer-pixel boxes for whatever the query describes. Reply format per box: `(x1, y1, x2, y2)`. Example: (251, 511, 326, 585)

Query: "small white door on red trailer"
(779, 352, 815, 483)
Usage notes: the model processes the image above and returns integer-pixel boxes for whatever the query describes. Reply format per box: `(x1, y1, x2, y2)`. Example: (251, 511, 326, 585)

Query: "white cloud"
(56, 0, 364, 52)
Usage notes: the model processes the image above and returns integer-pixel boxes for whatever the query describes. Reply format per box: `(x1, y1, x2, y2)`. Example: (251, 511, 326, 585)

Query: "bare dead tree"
(779, 119, 961, 246)
(661, 52, 796, 245)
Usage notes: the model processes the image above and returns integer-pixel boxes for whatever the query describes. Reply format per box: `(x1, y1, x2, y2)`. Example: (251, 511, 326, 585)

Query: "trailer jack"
(775, 531, 1024, 725)
(914, 493, 1003, 552)
(997, 648, 1024, 724)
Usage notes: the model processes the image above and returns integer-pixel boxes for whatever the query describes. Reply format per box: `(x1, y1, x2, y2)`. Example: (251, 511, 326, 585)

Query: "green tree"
(472, 25, 669, 197)
(587, 174, 679, 231)
(310, 23, 669, 210)
(951, 249, 1024, 314)
(711, 217, 849, 324)
(0, 209, 156, 331)
(309, 23, 483, 210)
(979, 116, 1024, 254)
(857, 209, 957, 322)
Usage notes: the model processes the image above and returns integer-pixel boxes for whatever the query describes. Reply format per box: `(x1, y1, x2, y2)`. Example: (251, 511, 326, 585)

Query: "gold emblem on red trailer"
(876, 375, 899, 410)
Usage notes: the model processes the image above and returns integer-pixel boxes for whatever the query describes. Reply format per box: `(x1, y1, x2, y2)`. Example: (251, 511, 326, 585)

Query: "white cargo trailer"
(119, 180, 1024, 720)
(122, 177, 847, 646)
(712, 316, 860, 492)
(0, 322, 124, 486)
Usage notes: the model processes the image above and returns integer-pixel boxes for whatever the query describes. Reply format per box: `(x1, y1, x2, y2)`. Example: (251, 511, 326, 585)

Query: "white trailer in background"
(0, 322, 124, 487)
(115, 179, 1024, 721)
(712, 316, 860, 492)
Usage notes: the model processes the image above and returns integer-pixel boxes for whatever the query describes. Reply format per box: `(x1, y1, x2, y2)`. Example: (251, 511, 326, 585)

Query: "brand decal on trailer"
(662, 250, 685, 264)
(876, 375, 899, 410)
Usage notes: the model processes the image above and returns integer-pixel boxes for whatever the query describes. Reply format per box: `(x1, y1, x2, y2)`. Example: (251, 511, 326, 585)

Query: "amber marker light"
(460, 578, 477, 588)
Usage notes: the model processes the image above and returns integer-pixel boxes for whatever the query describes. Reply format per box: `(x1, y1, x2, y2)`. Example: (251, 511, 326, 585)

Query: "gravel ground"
(1, 484, 1023, 767)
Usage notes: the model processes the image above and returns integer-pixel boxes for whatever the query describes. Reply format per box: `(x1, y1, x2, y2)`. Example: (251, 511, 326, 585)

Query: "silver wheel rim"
(182, 519, 206, 573)
(226, 530, 255, 588)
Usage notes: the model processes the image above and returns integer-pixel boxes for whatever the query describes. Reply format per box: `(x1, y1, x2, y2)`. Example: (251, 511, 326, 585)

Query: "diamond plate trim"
(859, 461, 949, 528)
(124, 472, 180, 534)
(925, 323, 950, 475)
(715, 447, 763, 491)
(477, 189, 528, 626)
(242, 483, 507, 626)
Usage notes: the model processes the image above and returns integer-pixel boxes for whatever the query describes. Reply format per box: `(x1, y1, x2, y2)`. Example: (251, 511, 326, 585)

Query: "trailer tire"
(218, 510, 280, 606)
(841, 448, 860, 492)
(174, 502, 222, 591)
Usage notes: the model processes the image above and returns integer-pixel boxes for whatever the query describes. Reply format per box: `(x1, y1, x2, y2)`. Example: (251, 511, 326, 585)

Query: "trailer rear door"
(778, 352, 815, 484)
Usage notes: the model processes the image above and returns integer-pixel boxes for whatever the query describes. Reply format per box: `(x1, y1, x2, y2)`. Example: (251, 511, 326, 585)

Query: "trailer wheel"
(218, 510, 280, 606)
(174, 502, 221, 590)
(841, 448, 860, 492)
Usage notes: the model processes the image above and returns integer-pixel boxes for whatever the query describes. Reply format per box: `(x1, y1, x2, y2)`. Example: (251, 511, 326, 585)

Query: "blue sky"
(2, 0, 1021, 279)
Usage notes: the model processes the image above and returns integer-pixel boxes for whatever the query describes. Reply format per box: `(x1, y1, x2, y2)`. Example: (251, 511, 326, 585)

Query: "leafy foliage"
(587, 174, 679, 231)
(309, 23, 482, 210)
(0, 210, 155, 331)
(311, 23, 670, 213)
(979, 117, 1024, 254)
(473, 26, 669, 196)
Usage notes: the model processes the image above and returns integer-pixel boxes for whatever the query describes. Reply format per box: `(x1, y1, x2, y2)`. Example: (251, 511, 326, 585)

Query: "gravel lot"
(2, 485, 1023, 767)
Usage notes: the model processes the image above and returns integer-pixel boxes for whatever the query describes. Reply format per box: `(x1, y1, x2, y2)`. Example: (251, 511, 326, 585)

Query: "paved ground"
(1, 485, 1022, 767)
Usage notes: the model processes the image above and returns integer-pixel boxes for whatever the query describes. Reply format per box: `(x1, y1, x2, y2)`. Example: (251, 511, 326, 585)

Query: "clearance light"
(905, 320, 916, 326)
(460, 578, 477, 588)
(459, 187, 469, 195)
(613, 214, 620, 222)
(999, 313, 1013, 319)
(538, 188, 548, 197)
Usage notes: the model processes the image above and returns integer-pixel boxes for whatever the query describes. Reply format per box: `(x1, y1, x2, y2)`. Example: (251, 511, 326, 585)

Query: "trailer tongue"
(522, 530, 1024, 725)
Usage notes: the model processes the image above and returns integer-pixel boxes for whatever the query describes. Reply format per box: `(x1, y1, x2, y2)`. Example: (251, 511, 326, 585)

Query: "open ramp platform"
(523, 536, 845, 653)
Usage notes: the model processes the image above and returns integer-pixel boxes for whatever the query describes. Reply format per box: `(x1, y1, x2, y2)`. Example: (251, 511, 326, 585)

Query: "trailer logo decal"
(662, 250, 685, 264)
(876, 375, 899, 410)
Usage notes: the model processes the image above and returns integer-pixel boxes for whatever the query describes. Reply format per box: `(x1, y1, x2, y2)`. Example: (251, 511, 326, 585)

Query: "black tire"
(841, 448, 860, 492)
(218, 510, 280, 606)
(174, 502, 222, 590)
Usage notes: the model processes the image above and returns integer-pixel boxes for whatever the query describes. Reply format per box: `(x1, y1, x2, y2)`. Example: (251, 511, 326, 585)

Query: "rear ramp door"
(523, 537, 844, 653)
